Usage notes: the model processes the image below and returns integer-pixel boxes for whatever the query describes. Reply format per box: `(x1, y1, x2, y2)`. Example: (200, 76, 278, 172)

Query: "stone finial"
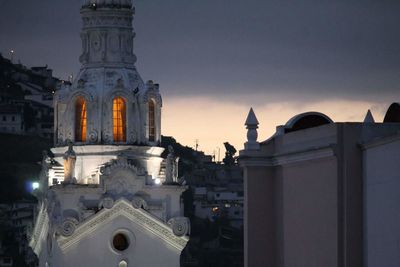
(244, 108, 260, 150)
(363, 109, 375, 123)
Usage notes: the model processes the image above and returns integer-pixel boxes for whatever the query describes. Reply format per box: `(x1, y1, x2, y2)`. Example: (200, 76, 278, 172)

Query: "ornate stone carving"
(131, 196, 148, 210)
(116, 78, 124, 88)
(129, 130, 137, 143)
(77, 79, 86, 89)
(89, 130, 98, 143)
(59, 218, 79, 237)
(100, 197, 115, 209)
(58, 199, 188, 252)
(142, 88, 162, 107)
(91, 33, 102, 52)
(101, 157, 143, 176)
(100, 158, 145, 195)
(102, 130, 112, 143)
(168, 217, 190, 237)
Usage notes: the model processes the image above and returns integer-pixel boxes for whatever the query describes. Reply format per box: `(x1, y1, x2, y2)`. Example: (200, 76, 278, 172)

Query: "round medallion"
(102, 197, 114, 209)
(91, 33, 102, 52)
(89, 130, 98, 143)
(60, 218, 78, 237)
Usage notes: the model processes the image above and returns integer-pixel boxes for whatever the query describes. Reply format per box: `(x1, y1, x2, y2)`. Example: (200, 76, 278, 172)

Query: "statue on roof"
(63, 142, 77, 184)
(165, 146, 179, 184)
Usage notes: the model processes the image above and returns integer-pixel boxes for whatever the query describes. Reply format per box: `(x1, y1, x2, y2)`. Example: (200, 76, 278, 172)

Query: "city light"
(155, 178, 161, 185)
(32, 182, 39, 190)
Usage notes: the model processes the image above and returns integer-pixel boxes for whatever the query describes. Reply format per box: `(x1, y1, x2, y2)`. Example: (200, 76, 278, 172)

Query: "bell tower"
(55, 0, 161, 148)
(30, 1, 189, 266)
(80, 0, 137, 67)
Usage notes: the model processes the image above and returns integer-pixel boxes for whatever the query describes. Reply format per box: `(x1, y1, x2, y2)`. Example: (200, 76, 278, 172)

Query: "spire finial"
(244, 108, 260, 150)
(363, 109, 375, 123)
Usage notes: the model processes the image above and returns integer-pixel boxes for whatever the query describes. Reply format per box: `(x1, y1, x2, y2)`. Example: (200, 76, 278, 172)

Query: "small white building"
(193, 187, 243, 229)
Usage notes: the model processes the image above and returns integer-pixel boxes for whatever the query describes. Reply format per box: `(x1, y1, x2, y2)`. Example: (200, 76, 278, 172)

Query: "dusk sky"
(1, 0, 399, 155)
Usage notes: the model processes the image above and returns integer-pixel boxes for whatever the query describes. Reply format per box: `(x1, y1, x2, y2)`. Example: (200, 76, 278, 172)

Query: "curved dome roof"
(284, 112, 333, 133)
(383, 102, 400, 123)
(82, 0, 132, 7)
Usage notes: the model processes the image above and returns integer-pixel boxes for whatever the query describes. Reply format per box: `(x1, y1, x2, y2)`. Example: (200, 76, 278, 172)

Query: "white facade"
(362, 134, 400, 267)
(30, 1, 189, 266)
(239, 108, 400, 267)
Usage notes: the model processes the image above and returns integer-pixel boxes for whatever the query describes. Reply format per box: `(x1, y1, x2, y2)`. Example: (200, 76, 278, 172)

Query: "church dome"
(82, 0, 132, 8)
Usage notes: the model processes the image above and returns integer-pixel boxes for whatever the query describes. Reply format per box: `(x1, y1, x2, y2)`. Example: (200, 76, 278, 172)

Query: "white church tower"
(29, 1, 189, 266)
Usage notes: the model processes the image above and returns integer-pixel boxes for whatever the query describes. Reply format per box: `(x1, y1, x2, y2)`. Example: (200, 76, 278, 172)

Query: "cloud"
(162, 96, 389, 154)
(0, 0, 399, 154)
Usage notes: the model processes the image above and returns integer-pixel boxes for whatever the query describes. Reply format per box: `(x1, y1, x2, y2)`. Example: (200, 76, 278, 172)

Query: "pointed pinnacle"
(363, 109, 375, 123)
(245, 108, 259, 126)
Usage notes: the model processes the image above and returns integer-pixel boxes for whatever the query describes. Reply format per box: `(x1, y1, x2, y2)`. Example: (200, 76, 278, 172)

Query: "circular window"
(113, 233, 129, 251)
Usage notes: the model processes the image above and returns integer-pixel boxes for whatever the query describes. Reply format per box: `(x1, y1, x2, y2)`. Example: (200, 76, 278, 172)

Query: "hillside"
(0, 133, 52, 202)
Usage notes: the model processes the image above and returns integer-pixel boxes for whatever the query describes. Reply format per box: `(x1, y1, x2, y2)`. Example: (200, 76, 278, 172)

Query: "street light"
(10, 50, 14, 62)
(32, 182, 39, 190)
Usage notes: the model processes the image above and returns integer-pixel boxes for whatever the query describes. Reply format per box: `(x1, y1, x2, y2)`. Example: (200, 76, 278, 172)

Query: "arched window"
(75, 96, 87, 142)
(113, 97, 126, 142)
(148, 99, 156, 142)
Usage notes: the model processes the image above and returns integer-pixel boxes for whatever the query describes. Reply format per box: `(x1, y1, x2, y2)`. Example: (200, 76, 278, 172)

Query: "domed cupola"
(54, 0, 162, 147)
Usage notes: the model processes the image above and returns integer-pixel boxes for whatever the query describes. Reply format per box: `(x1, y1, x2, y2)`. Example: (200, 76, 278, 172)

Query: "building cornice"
(360, 132, 400, 150)
(239, 145, 335, 167)
(29, 202, 49, 256)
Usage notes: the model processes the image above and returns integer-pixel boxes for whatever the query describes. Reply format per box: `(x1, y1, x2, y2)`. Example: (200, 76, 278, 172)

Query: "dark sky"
(1, 0, 399, 104)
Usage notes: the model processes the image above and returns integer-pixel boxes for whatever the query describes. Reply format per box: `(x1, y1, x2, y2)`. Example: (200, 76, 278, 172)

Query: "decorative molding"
(360, 132, 400, 150)
(131, 196, 148, 210)
(59, 218, 79, 237)
(29, 202, 50, 256)
(57, 199, 188, 252)
(100, 196, 115, 209)
(168, 217, 190, 237)
(240, 146, 335, 167)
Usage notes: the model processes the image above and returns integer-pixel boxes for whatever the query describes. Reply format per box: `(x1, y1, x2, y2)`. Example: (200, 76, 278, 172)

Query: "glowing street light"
(32, 182, 40, 190)
(10, 49, 14, 62)
(155, 178, 161, 185)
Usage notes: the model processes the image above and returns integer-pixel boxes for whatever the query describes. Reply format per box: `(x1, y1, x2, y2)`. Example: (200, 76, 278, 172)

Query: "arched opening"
(284, 112, 333, 133)
(383, 103, 400, 123)
(148, 99, 156, 142)
(75, 96, 87, 142)
(113, 97, 126, 142)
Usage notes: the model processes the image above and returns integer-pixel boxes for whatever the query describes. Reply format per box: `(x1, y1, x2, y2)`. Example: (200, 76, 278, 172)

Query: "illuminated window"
(148, 99, 155, 142)
(113, 97, 126, 142)
(75, 97, 87, 142)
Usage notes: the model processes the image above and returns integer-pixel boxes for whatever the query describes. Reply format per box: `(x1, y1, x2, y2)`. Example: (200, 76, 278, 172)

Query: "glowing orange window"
(75, 97, 87, 142)
(113, 97, 126, 142)
(149, 99, 155, 142)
